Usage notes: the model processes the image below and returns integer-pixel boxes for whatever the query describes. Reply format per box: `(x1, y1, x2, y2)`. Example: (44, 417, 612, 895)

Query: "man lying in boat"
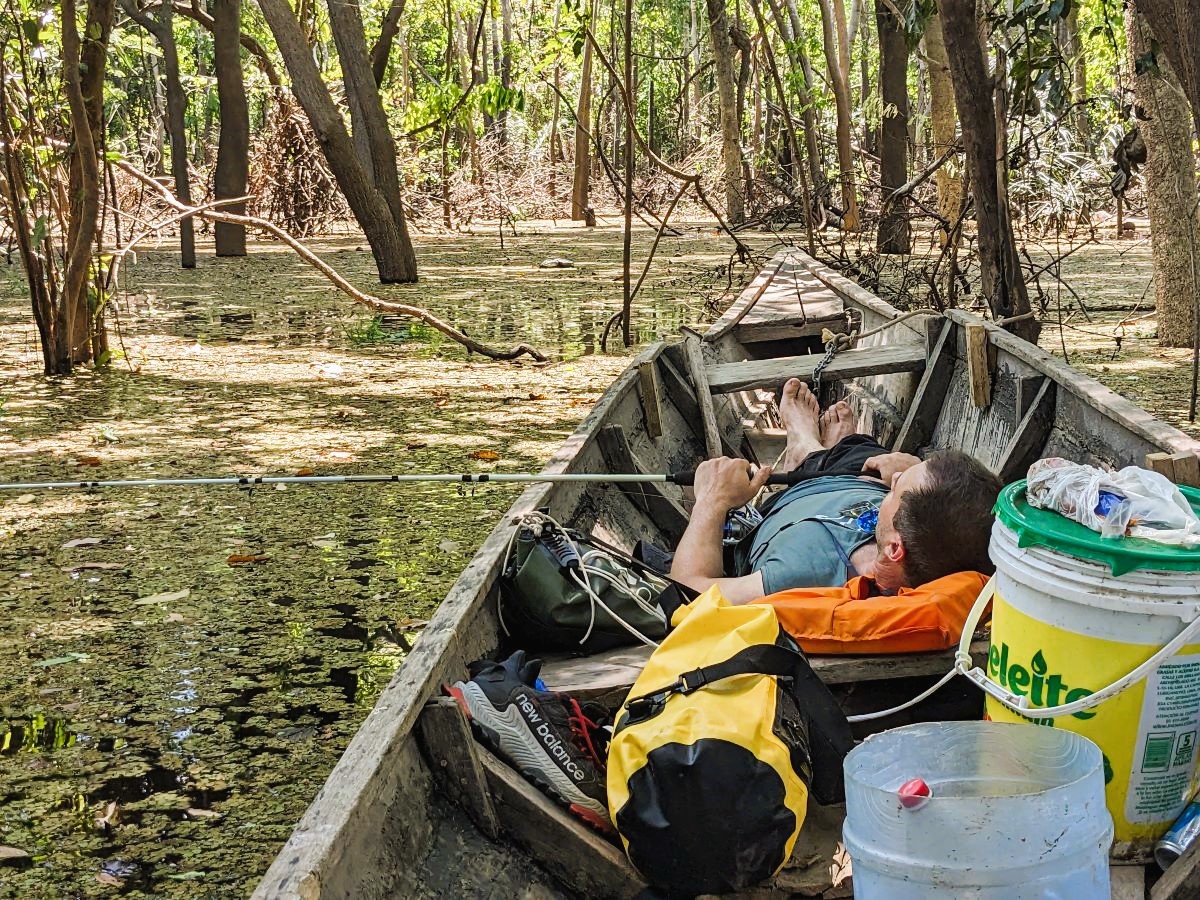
(670, 378, 1002, 603)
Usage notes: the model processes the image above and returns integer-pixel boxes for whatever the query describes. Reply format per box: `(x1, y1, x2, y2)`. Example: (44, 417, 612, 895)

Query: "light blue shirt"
(735, 476, 886, 593)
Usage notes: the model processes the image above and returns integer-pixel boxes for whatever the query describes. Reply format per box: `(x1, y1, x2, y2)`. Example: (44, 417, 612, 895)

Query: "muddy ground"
(0, 221, 1190, 898)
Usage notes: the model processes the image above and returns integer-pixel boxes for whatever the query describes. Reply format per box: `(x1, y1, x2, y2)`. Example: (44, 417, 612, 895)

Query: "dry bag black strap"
(621, 643, 852, 803)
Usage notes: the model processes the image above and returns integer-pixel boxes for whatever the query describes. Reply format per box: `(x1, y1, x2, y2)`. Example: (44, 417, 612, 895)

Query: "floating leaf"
(528, 393, 546, 400)
(62, 537, 102, 548)
(34, 652, 91, 668)
(227, 554, 269, 565)
(184, 808, 221, 820)
(0, 846, 30, 864)
(96, 873, 124, 887)
(16, 494, 35, 504)
(95, 801, 120, 833)
(404, 442, 427, 450)
(295, 467, 315, 477)
(134, 589, 190, 606)
(167, 871, 207, 880)
(76, 455, 102, 467)
(469, 450, 500, 461)
(61, 562, 125, 573)
(163, 613, 185, 624)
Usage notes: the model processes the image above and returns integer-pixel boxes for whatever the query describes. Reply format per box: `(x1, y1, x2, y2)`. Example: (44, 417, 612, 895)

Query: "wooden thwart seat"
(540, 640, 989, 709)
(706, 344, 927, 394)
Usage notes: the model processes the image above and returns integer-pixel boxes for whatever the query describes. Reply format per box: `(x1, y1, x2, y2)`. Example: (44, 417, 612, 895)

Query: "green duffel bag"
(498, 513, 678, 653)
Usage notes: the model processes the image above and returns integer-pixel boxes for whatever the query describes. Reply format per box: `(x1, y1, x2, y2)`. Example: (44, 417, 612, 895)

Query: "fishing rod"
(0, 467, 860, 493)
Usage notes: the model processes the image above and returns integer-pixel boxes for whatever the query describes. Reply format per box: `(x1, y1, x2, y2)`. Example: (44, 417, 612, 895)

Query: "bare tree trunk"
(61, 0, 116, 370)
(498, 0, 513, 144)
(940, 0, 1035, 340)
(859, 6, 873, 154)
(706, 0, 746, 224)
(213, 0, 249, 256)
(766, 0, 821, 189)
(621, 0, 635, 344)
(876, 0, 909, 253)
(1060, 6, 1090, 145)
(148, 51, 166, 173)
(258, 0, 416, 282)
(1129, 0, 1200, 138)
(1129, 9, 1199, 347)
(122, 0, 196, 268)
(690, 0, 703, 144)
(816, 0, 859, 228)
(572, 0, 596, 220)
(370, 0, 407, 86)
(548, 4, 562, 197)
(925, 11, 961, 244)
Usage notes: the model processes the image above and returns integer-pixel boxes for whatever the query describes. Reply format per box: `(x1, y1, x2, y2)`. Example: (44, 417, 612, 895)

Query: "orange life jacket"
(753, 571, 989, 655)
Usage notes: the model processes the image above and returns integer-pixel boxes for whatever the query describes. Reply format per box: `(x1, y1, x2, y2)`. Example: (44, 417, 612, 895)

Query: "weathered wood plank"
(637, 361, 664, 440)
(966, 323, 992, 408)
(893, 319, 956, 454)
(416, 698, 501, 841)
(657, 354, 742, 459)
(944, 308, 1200, 456)
(541, 641, 990, 705)
(708, 250, 846, 343)
(738, 321, 830, 343)
(1151, 837, 1200, 900)
(682, 332, 722, 457)
(707, 344, 927, 395)
(1172, 452, 1200, 489)
(997, 378, 1056, 483)
(705, 255, 787, 341)
(478, 745, 645, 898)
(1110, 864, 1146, 900)
(596, 425, 690, 543)
(1147, 452, 1176, 480)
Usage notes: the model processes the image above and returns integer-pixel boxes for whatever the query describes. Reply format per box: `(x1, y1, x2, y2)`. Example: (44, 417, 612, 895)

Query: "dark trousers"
(792, 433, 889, 477)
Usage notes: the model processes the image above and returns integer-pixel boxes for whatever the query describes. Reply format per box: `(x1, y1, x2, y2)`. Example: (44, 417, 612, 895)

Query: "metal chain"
(811, 338, 841, 399)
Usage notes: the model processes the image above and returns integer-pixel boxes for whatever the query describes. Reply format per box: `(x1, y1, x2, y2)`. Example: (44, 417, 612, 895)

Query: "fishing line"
(0, 465, 873, 493)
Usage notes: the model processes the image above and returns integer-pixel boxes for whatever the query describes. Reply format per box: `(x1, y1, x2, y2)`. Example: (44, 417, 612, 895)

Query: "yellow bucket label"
(987, 592, 1200, 841)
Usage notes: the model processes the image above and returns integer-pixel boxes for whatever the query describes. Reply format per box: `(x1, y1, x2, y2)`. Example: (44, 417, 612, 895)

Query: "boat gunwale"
(253, 342, 667, 898)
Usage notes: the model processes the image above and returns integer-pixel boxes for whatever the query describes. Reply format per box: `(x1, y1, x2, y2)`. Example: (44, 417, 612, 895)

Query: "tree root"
(117, 161, 549, 362)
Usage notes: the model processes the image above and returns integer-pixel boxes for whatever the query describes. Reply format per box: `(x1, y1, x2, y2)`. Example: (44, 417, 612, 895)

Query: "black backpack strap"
(621, 643, 852, 803)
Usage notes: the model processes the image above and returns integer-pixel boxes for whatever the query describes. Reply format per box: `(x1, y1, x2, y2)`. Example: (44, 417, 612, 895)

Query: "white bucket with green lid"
(965, 480, 1200, 859)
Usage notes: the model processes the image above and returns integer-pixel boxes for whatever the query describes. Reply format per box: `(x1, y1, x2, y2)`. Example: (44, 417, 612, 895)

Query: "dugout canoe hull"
(254, 249, 1199, 899)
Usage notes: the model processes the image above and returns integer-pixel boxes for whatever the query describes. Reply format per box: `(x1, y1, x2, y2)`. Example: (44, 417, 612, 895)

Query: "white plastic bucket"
(843, 721, 1112, 899)
(986, 516, 1200, 858)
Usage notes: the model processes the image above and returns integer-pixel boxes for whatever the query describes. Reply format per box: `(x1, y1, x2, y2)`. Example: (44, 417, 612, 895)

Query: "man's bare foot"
(779, 378, 823, 470)
(820, 400, 856, 448)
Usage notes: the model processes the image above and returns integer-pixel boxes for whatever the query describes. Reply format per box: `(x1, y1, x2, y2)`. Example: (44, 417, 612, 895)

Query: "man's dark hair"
(893, 451, 1003, 586)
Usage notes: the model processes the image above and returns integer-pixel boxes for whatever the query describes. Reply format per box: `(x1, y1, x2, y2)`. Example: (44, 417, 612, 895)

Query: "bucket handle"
(955, 577, 1200, 719)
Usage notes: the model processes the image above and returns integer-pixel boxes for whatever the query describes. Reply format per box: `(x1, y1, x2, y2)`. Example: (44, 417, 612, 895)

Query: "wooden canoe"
(254, 249, 1200, 899)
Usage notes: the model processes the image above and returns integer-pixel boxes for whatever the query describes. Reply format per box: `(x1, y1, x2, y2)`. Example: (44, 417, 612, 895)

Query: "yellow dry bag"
(606, 587, 853, 895)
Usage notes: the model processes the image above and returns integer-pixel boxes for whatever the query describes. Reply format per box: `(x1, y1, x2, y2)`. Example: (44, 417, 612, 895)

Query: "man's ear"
(883, 532, 905, 563)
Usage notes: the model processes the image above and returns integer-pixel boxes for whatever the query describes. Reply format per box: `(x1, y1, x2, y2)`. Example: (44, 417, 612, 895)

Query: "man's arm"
(670, 458, 771, 605)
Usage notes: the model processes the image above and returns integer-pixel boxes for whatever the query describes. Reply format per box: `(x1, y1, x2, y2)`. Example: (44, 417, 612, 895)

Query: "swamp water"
(0, 224, 769, 897)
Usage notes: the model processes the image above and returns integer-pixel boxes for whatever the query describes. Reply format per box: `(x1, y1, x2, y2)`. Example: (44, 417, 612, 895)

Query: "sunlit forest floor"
(0, 219, 1187, 897)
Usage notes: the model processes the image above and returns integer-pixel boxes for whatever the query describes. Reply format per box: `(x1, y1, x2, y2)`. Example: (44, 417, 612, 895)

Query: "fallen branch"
(118, 161, 548, 361)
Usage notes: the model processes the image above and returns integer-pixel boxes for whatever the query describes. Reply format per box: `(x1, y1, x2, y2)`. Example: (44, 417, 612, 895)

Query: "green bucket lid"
(995, 480, 1200, 577)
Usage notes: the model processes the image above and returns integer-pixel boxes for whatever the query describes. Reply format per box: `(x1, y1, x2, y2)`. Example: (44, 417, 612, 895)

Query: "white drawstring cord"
(499, 511, 664, 649)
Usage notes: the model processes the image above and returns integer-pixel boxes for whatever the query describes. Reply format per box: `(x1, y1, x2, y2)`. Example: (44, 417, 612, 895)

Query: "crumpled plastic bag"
(1026, 458, 1200, 546)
